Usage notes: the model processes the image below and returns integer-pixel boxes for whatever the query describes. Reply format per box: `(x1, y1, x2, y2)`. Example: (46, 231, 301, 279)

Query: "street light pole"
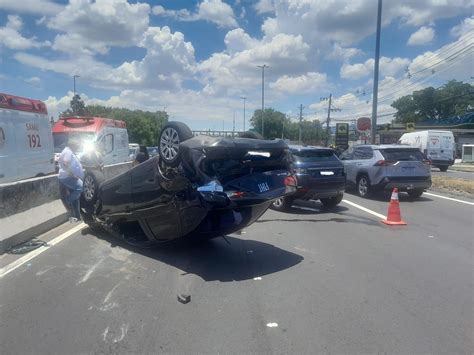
(240, 96, 246, 131)
(257, 64, 268, 137)
(371, 0, 383, 144)
(73, 75, 80, 95)
(323, 94, 333, 147)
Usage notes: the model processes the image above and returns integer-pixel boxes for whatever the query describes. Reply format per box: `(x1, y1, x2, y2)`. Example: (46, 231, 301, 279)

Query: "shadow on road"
(83, 228, 304, 282)
(344, 190, 434, 203)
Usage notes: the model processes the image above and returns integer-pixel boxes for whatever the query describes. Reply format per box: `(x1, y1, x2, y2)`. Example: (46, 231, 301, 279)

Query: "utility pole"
(371, 0, 382, 144)
(299, 104, 304, 143)
(73, 75, 80, 95)
(324, 94, 332, 147)
(232, 111, 235, 136)
(240, 96, 246, 131)
(257, 64, 268, 137)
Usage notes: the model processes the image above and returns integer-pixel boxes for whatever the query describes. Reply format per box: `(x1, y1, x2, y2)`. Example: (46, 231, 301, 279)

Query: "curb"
(0, 212, 68, 255)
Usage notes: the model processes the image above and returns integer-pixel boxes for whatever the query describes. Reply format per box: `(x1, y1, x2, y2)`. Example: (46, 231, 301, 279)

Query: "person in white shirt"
(58, 138, 84, 222)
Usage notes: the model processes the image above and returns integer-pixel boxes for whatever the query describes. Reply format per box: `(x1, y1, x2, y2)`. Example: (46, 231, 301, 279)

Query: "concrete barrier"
(0, 161, 133, 253)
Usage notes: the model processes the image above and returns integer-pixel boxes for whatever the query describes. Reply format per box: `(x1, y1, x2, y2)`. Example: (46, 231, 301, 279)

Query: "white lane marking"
(424, 192, 474, 206)
(0, 223, 85, 279)
(342, 199, 386, 219)
(266, 322, 278, 328)
(428, 235, 435, 238)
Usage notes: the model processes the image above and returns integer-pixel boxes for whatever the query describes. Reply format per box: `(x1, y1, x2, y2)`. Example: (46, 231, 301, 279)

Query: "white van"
(398, 130, 455, 171)
(0, 93, 55, 184)
(52, 116, 130, 166)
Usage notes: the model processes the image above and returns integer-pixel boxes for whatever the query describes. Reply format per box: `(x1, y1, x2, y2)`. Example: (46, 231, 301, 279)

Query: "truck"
(52, 116, 130, 167)
(0, 93, 55, 184)
(398, 130, 455, 171)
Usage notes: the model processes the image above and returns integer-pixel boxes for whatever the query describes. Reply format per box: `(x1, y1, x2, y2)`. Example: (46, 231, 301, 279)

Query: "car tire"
(81, 170, 105, 211)
(357, 174, 371, 198)
(270, 196, 294, 211)
(158, 122, 194, 167)
(438, 165, 448, 172)
(238, 131, 264, 139)
(320, 193, 343, 208)
(407, 189, 424, 198)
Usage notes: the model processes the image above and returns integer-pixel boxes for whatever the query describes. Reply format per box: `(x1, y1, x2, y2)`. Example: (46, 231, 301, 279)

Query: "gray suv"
(340, 145, 432, 198)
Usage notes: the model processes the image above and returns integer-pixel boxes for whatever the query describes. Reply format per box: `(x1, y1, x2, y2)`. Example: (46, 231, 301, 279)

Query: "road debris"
(177, 293, 191, 304)
(7, 239, 49, 255)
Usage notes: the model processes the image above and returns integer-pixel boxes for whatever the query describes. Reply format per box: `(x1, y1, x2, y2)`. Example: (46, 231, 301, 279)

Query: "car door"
(130, 158, 183, 241)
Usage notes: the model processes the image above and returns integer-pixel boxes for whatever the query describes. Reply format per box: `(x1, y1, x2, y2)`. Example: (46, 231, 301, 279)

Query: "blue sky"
(0, 0, 472, 130)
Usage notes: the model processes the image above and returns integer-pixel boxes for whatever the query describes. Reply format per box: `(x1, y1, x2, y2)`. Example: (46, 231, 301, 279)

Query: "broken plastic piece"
(8, 239, 49, 255)
(177, 293, 191, 304)
(197, 180, 223, 192)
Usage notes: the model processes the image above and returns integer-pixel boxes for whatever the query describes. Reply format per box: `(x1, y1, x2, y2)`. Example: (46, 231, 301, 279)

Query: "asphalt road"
(431, 167, 474, 180)
(1, 190, 473, 354)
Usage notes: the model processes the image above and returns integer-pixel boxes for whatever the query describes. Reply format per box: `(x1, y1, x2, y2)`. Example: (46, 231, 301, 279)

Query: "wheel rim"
(83, 175, 95, 201)
(358, 177, 368, 196)
(160, 127, 180, 162)
(273, 198, 283, 207)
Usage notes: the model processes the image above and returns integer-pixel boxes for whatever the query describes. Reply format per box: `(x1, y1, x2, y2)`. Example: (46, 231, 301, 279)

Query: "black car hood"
(179, 136, 290, 184)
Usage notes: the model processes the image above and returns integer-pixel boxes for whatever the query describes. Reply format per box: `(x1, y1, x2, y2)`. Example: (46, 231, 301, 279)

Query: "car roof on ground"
(289, 145, 334, 151)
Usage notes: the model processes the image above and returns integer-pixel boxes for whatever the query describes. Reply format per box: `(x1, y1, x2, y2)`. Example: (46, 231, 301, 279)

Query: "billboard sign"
(357, 117, 371, 132)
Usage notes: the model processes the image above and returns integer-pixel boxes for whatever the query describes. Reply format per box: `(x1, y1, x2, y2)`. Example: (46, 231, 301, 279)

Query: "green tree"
(391, 80, 474, 123)
(63, 94, 87, 116)
(250, 108, 287, 139)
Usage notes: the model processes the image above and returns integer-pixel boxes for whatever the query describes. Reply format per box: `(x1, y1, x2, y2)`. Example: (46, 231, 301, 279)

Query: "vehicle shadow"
(344, 190, 434, 203)
(285, 199, 350, 214)
(84, 228, 304, 282)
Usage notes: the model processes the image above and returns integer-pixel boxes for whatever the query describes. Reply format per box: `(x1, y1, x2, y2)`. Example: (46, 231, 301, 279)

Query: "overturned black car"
(80, 122, 296, 246)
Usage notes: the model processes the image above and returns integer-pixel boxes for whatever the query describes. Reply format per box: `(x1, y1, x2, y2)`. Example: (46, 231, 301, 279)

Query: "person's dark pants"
(59, 177, 83, 219)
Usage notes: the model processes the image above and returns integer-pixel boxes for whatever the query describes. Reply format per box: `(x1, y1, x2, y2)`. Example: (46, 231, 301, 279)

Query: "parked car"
(398, 130, 455, 171)
(80, 122, 297, 247)
(147, 146, 158, 157)
(340, 145, 432, 198)
(0, 93, 55, 183)
(271, 145, 346, 211)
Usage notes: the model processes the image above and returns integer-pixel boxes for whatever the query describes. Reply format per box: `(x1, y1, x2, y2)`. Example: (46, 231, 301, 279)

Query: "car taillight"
(284, 175, 297, 187)
(227, 191, 246, 198)
(422, 159, 431, 166)
(374, 160, 395, 166)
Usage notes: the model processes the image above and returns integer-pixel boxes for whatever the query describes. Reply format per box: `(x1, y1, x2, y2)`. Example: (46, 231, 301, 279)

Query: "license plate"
(320, 171, 334, 176)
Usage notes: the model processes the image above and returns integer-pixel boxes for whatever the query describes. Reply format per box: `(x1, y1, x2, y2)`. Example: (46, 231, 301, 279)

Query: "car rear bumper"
(374, 177, 432, 191)
(430, 159, 454, 166)
(293, 184, 346, 200)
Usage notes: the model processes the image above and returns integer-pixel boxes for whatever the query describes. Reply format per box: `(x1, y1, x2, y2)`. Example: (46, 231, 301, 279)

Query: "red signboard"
(357, 117, 371, 132)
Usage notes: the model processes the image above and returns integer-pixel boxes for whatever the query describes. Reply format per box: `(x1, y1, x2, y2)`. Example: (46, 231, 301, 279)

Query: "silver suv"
(339, 145, 432, 198)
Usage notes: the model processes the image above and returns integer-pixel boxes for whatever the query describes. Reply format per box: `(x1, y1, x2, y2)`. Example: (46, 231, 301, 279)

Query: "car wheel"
(407, 189, 424, 198)
(438, 165, 448, 172)
(158, 122, 193, 167)
(81, 170, 104, 211)
(238, 131, 264, 139)
(320, 193, 343, 208)
(270, 196, 294, 211)
(357, 175, 371, 198)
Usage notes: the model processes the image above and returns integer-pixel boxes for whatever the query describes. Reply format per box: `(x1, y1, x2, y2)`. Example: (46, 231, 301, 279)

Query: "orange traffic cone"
(381, 188, 407, 225)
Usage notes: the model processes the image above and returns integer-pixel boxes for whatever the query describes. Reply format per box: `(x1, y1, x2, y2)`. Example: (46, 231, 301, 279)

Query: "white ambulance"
(398, 130, 455, 171)
(52, 116, 130, 166)
(0, 93, 55, 184)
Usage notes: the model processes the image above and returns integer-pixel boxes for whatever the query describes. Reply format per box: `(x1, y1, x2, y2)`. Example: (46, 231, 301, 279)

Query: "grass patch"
(431, 175, 474, 196)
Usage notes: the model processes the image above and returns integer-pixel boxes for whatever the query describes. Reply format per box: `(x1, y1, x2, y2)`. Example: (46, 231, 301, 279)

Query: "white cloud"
(326, 43, 363, 62)
(47, 0, 150, 54)
(407, 26, 435, 46)
(153, 0, 238, 29)
(199, 32, 311, 95)
(269, 72, 327, 94)
(260, 0, 471, 47)
(0, 15, 50, 50)
(24, 76, 41, 85)
(15, 26, 196, 91)
(0, 0, 63, 16)
(340, 56, 410, 80)
(450, 16, 474, 38)
(254, 0, 275, 14)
